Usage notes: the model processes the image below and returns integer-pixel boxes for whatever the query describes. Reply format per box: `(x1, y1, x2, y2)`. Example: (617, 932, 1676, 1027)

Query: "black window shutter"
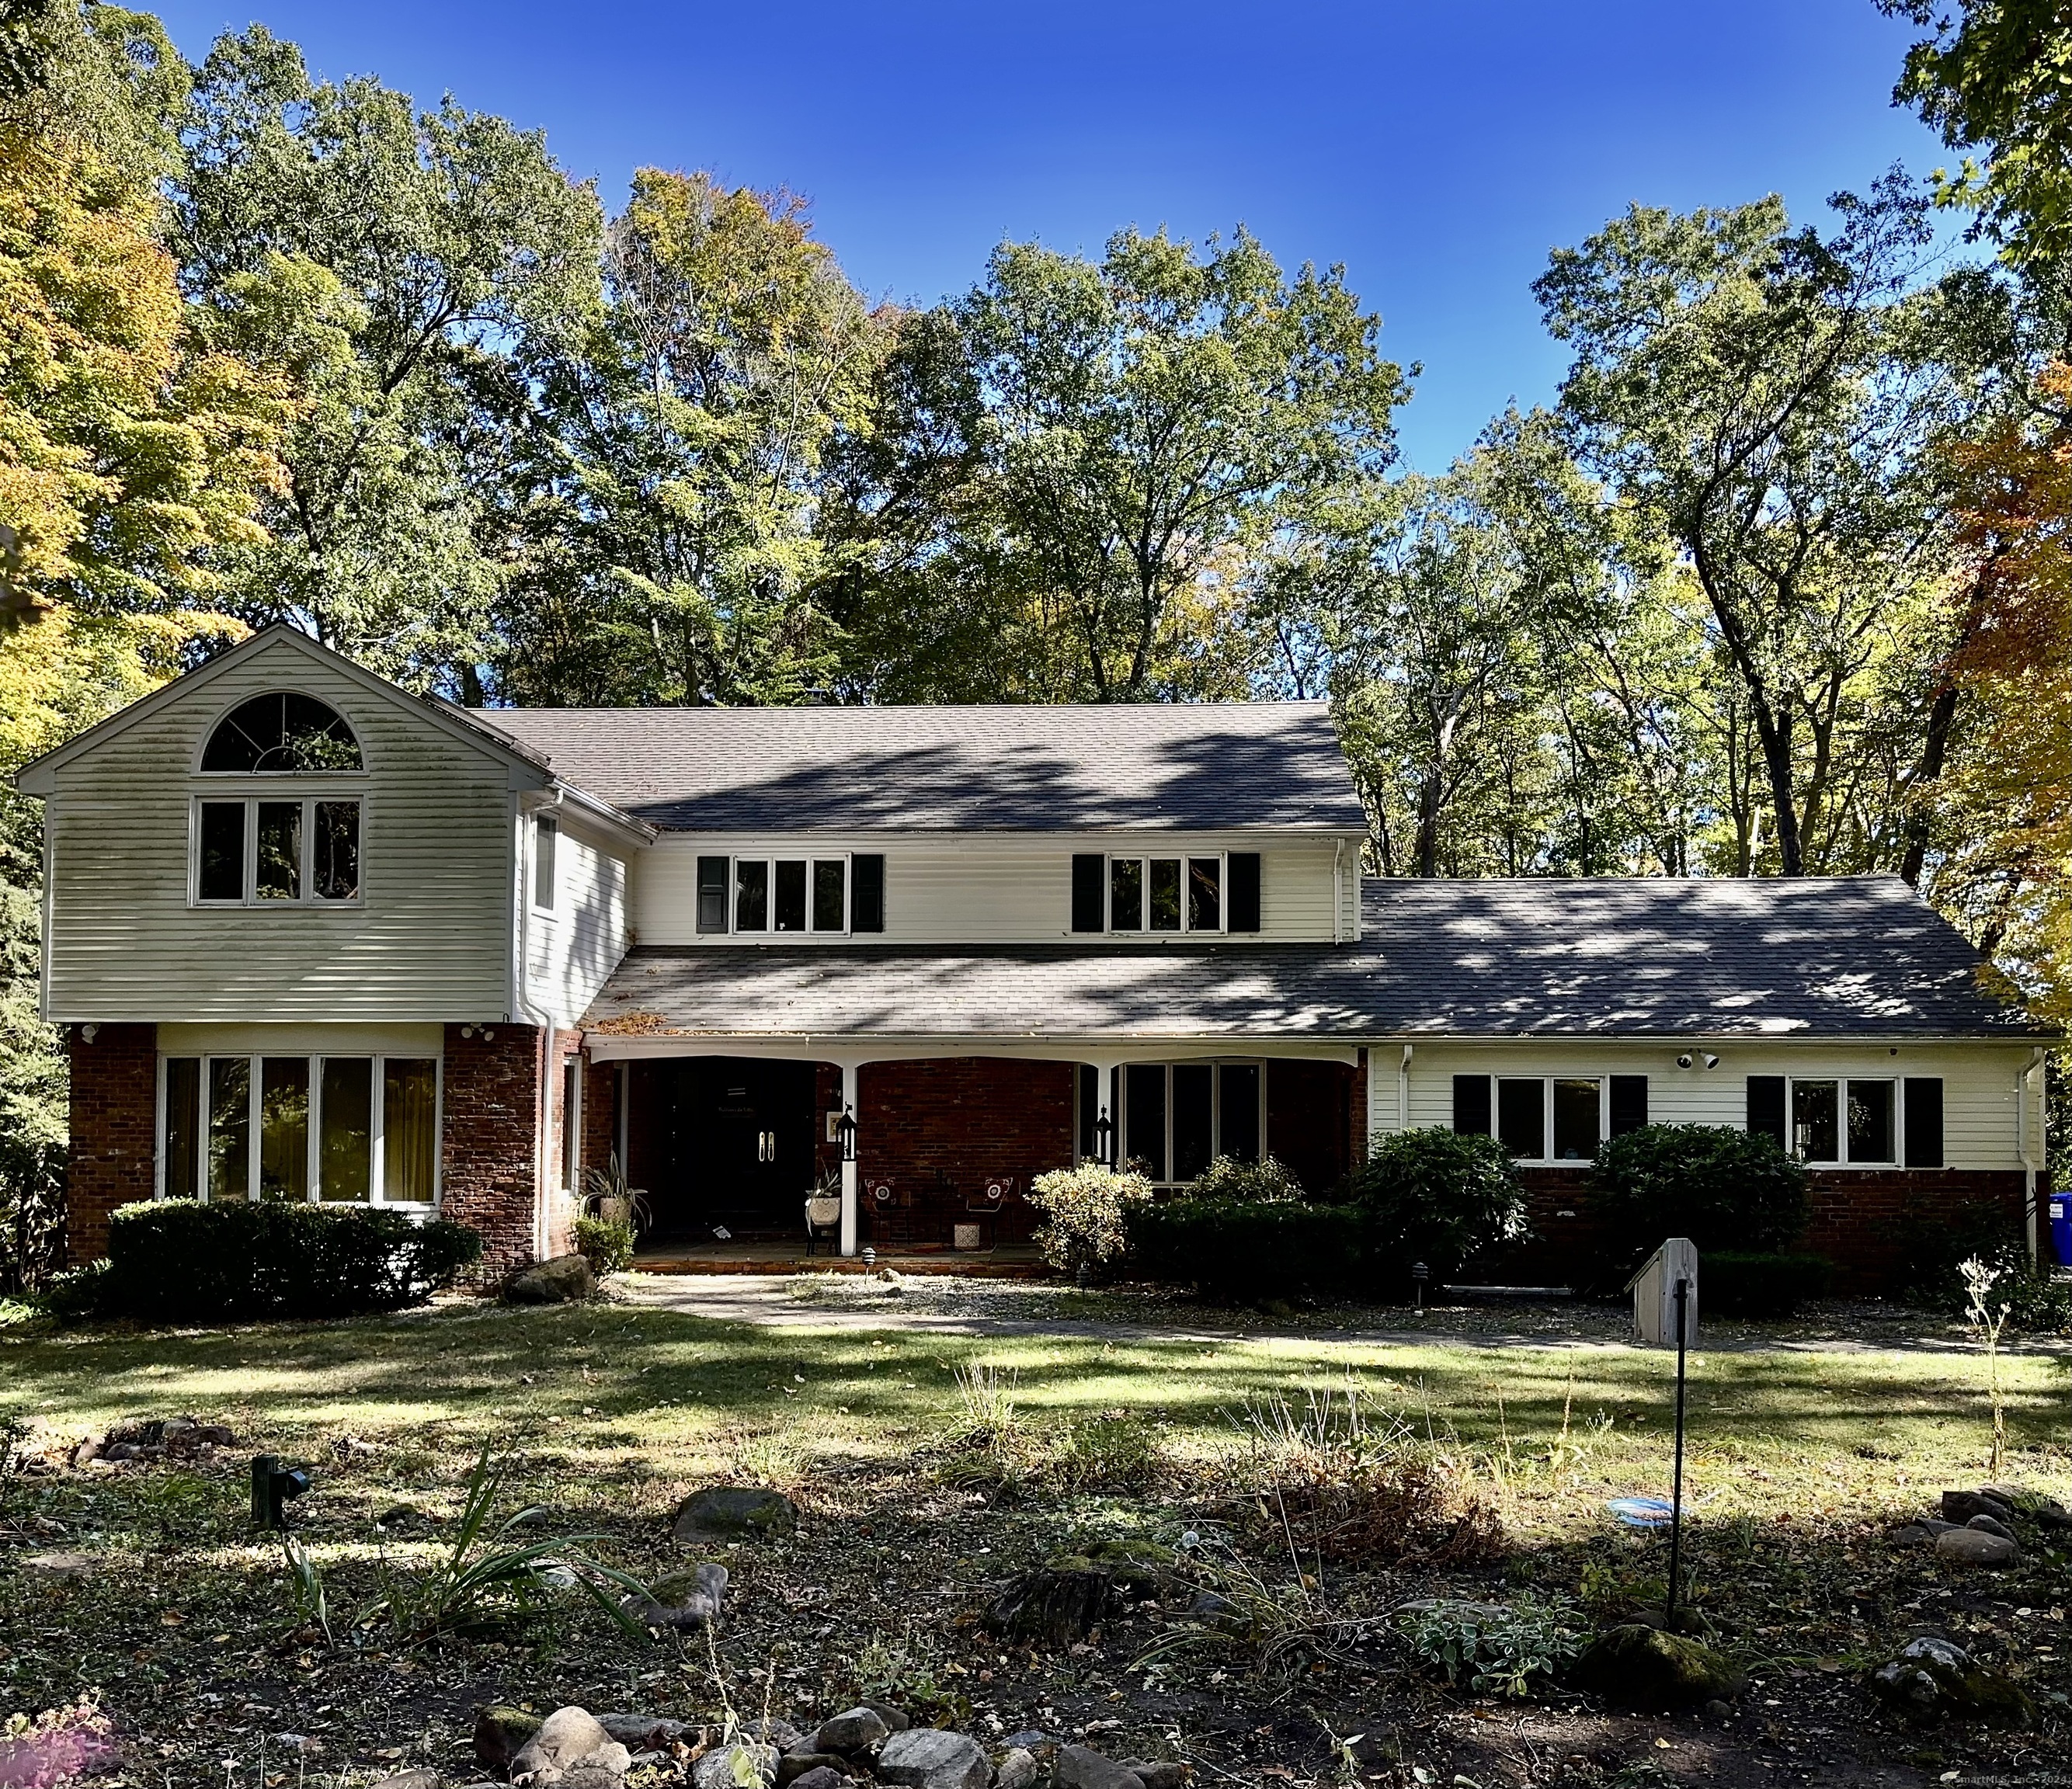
(1903, 1077, 1944, 1169)
(851, 854, 885, 933)
(1609, 1075, 1649, 1138)
(1452, 1074, 1491, 1136)
(1747, 1075, 1786, 1149)
(1227, 853, 1262, 932)
(1071, 854, 1105, 932)
(696, 856, 728, 933)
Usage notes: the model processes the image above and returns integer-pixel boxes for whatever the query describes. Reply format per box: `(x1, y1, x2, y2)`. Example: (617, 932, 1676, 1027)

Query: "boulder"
(875, 1728, 991, 1789)
(509, 1708, 631, 1788)
(745, 1719, 804, 1752)
(1119, 1763, 1188, 1789)
(1869, 1636, 2036, 1726)
(475, 1707, 544, 1774)
(1569, 1624, 1744, 1707)
(787, 1771, 849, 1789)
(869, 1707, 910, 1735)
(1941, 1489, 2014, 1526)
(1055, 1747, 1144, 1789)
(777, 1756, 850, 1786)
(622, 1562, 729, 1630)
(371, 1773, 443, 1789)
(1936, 1528, 2018, 1568)
(995, 1749, 1039, 1789)
(506, 1256, 596, 1305)
(693, 1743, 778, 1789)
(1888, 1524, 1938, 1548)
(594, 1714, 694, 1753)
(671, 1488, 798, 1543)
(1966, 1514, 2016, 1541)
(812, 1710, 890, 1755)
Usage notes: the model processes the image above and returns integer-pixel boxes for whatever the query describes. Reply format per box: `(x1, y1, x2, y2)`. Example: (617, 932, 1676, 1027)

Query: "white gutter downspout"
(1331, 839, 1345, 944)
(2019, 1047, 2046, 1264)
(1398, 1044, 1413, 1135)
(514, 789, 565, 1260)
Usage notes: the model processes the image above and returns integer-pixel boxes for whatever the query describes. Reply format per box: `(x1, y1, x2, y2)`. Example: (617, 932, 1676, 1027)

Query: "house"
(17, 625, 2053, 1291)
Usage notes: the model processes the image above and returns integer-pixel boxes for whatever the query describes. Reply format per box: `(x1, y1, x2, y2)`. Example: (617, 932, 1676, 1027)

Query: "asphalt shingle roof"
(581, 875, 2042, 1040)
(476, 701, 1365, 832)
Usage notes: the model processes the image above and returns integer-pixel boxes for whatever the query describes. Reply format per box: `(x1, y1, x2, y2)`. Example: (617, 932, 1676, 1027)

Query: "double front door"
(627, 1057, 818, 1236)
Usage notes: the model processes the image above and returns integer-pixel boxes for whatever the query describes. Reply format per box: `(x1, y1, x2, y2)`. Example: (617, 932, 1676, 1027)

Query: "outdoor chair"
(957, 1178, 1011, 1250)
(803, 1195, 842, 1256)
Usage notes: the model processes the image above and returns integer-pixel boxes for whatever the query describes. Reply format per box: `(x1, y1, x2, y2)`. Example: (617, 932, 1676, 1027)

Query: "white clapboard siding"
(526, 817, 631, 1027)
(630, 832, 1346, 945)
(1370, 1037, 2042, 1172)
(41, 635, 525, 1023)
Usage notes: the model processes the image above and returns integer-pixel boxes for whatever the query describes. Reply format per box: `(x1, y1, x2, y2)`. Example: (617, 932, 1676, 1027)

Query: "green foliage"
(103, 1200, 481, 1321)
(1127, 1197, 1365, 1301)
(1896, 1197, 2072, 1330)
(1340, 1127, 1530, 1280)
(1025, 1165, 1150, 1283)
(1588, 1124, 1809, 1270)
(1187, 1154, 1304, 1203)
(1701, 1252, 1834, 1318)
(1395, 1595, 1586, 1698)
(572, 1215, 634, 1277)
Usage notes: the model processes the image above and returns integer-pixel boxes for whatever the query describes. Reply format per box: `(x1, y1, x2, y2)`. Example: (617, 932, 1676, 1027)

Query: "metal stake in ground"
(1664, 1274, 1690, 1626)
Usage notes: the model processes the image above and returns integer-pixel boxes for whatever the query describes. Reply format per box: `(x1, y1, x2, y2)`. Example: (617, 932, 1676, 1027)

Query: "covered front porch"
(581, 1037, 1366, 1259)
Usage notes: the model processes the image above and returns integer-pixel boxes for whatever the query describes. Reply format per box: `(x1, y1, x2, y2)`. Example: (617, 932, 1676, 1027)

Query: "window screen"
(1111, 857, 1144, 930)
(735, 859, 768, 931)
(1792, 1080, 1839, 1161)
(813, 859, 846, 931)
(1903, 1077, 1944, 1169)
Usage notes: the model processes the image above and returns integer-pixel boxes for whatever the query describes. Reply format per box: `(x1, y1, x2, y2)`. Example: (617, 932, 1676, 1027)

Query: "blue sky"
(151, 0, 1945, 471)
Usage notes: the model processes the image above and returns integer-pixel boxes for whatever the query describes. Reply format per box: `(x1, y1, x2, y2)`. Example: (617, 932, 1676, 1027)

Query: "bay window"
(160, 1052, 440, 1204)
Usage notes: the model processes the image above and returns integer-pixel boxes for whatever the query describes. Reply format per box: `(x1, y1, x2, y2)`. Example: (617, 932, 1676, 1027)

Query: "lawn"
(2, 1294, 2069, 1788)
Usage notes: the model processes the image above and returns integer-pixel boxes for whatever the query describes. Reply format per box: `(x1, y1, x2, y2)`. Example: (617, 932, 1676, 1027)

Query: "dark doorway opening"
(626, 1057, 819, 1239)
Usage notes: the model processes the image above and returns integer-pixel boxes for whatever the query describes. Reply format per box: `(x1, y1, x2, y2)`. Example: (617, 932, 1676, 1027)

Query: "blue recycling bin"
(2050, 1194, 2072, 1269)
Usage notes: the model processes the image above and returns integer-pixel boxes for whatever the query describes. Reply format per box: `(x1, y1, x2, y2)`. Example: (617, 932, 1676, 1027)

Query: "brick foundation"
(66, 1023, 157, 1265)
(440, 1023, 544, 1282)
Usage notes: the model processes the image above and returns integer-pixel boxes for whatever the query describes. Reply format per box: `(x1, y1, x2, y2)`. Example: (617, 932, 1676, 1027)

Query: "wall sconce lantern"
(1094, 1108, 1114, 1166)
(836, 1105, 857, 1163)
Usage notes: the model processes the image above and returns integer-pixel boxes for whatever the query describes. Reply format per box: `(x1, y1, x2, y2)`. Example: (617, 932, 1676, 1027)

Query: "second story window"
(1108, 854, 1223, 933)
(697, 853, 886, 935)
(195, 797, 360, 904)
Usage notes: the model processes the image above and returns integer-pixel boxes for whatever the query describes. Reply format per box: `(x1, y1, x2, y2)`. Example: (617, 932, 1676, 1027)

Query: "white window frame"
(533, 814, 558, 914)
(1105, 852, 1227, 936)
(727, 853, 853, 936)
(155, 1051, 443, 1207)
(1783, 1075, 1901, 1168)
(1485, 1075, 1608, 1166)
(1097, 1059, 1267, 1185)
(189, 794, 363, 908)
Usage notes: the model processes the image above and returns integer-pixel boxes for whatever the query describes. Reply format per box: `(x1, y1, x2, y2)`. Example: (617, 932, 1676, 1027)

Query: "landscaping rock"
(876, 1728, 991, 1789)
(1869, 1636, 2036, 1725)
(1120, 1762, 1188, 1789)
(1055, 1746, 1144, 1789)
(777, 1755, 850, 1785)
(595, 1715, 693, 1752)
(506, 1256, 595, 1305)
(812, 1710, 890, 1754)
(1569, 1624, 1744, 1707)
(1924, 1518, 1959, 1534)
(23, 1551, 97, 1575)
(622, 1562, 728, 1630)
(1186, 1590, 1246, 1631)
(1941, 1490, 2014, 1526)
(746, 1720, 803, 1752)
(787, 1770, 850, 1789)
(671, 1487, 798, 1542)
(1889, 1524, 1938, 1548)
(1966, 1513, 2016, 1541)
(371, 1771, 443, 1789)
(995, 1748, 1039, 1789)
(1936, 1527, 2018, 1568)
(475, 1706, 544, 1773)
(509, 1707, 631, 1788)
(983, 1566, 1113, 1641)
(692, 1743, 778, 1789)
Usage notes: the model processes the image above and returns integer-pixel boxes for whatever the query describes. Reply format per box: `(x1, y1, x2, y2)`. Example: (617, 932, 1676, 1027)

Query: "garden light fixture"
(1410, 1260, 1430, 1309)
(250, 1454, 311, 1530)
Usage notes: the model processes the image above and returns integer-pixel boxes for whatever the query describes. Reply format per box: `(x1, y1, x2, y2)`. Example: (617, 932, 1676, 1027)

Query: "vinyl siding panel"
(1372, 1038, 2041, 1172)
(631, 833, 1345, 945)
(43, 637, 523, 1022)
(526, 818, 631, 1027)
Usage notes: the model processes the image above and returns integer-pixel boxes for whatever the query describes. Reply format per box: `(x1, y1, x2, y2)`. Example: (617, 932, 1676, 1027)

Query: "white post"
(1106, 1063, 1122, 1165)
(840, 1060, 860, 1256)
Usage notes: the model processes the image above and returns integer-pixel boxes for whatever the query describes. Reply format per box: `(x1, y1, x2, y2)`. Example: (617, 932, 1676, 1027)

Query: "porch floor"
(632, 1240, 1050, 1277)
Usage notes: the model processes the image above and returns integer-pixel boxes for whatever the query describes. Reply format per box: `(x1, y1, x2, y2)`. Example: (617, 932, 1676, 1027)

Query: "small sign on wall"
(825, 1109, 842, 1142)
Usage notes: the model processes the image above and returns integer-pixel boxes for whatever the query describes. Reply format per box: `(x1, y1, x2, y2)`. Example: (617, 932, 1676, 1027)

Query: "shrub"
(1025, 1165, 1151, 1282)
(1127, 1197, 1366, 1301)
(1187, 1154, 1304, 1203)
(37, 1259, 109, 1324)
(1701, 1251, 1832, 1318)
(104, 1200, 481, 1322)
(1589, 1124, 1807, 1273)
(572, 1215, 635, 1276)
(1340, 1127, 1529, 1280)
(1896, 1204, 2072, 1331)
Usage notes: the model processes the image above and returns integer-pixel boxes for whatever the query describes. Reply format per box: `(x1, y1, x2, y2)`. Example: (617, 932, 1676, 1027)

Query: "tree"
(175, 27, 603, 692)
(1535, 178, 1988, 875)
(490, 170, 885, 706)
(841, 227, 1407, 702)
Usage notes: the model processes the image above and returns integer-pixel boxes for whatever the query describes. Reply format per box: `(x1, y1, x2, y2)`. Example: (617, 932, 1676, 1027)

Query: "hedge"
(105, 1200, 481, 1321)
(1589, 1124, 1808, 1280)
(1701, 1251, 1833, 1318)
(1126, 1197, 1367, 1301)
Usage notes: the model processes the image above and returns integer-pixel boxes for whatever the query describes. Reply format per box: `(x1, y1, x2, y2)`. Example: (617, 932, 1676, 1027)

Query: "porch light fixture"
(837, 1104, 857, 1162)
(1094, 1107, 1114, 1166)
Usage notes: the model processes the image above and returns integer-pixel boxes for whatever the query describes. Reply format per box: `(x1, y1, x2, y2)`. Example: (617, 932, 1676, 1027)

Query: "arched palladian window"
(193, 693, 363, 905)
(202, 693, 362, 773)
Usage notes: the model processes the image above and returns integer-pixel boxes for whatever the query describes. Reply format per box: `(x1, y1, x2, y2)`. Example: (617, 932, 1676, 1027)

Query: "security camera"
(1676, 1054, 1693, 1069)
(1702, 1053, 1720, 1070)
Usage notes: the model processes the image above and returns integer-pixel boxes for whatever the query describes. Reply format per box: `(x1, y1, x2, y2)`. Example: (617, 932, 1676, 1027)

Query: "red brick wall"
(582, 1055, 617, 1188)
(1267, 1060, 1359, 1196)
(857, 1058, 1075, 1246)
(66, 1023, 157, 1265)
(440, 1023, 543, 1280)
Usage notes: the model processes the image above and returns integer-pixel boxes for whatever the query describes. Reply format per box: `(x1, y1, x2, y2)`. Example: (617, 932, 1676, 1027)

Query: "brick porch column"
(440, 1023, 544, 1283)
(67, 1023, 157, 1265)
